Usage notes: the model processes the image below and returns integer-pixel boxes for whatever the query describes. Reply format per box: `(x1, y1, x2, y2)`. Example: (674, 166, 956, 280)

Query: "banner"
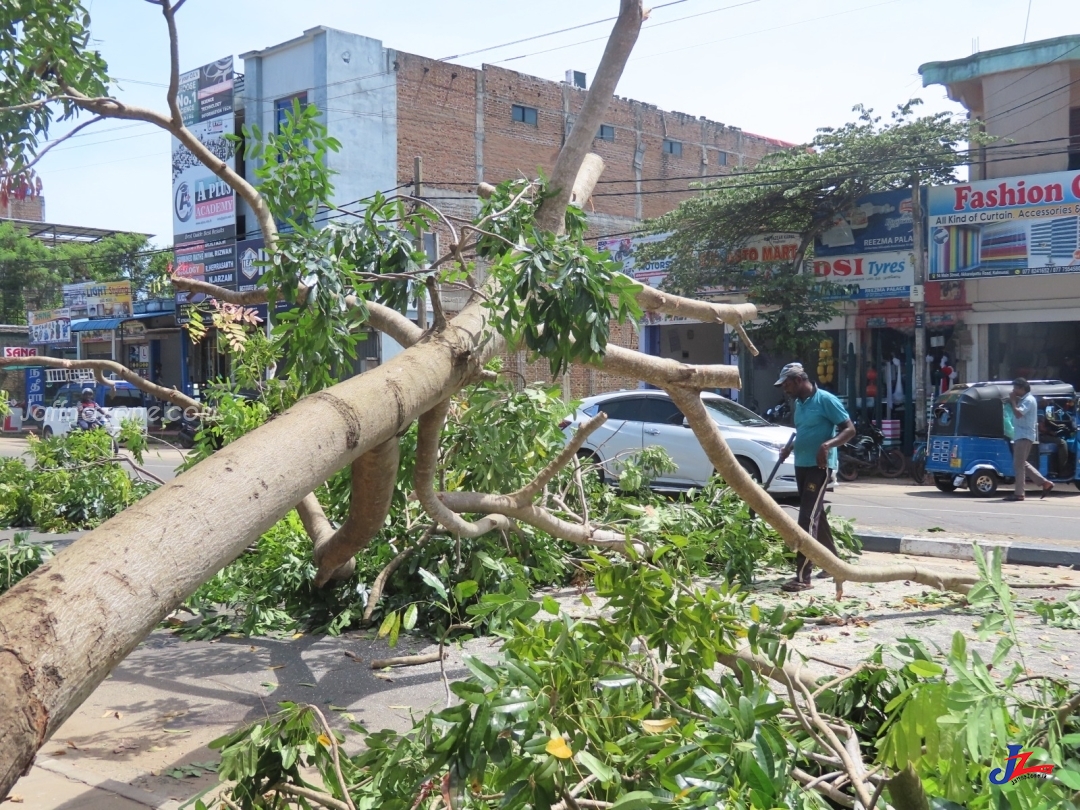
(928, 170, 1080, 279)
(28, 309, 72, 345)
(173, 56, 235, 246)
(25, 367, 44, 413)
(177, 57, 234, 127)
(814, 189, 918, 300)
(173, 237, 237, 305)
(812, 250, 915, 300)
(597, 233, 672, 288)
(62, 280, 132, 319)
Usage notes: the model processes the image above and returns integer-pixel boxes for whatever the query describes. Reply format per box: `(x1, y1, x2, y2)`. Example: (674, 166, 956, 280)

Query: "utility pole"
(911, 174, 927, 434)
(414, 156, 427, 332)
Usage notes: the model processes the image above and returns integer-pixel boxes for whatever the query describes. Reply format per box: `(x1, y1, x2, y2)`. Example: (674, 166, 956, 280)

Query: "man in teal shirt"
(775, 363, 856, 591)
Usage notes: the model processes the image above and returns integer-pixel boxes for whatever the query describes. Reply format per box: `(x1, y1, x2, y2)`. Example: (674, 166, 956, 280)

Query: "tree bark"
(0, 299, 492, 795)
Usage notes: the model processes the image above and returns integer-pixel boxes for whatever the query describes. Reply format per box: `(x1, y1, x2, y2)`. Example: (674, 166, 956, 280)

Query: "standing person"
(774, 363, 856, 592)
(1005, 378, 1054, 501)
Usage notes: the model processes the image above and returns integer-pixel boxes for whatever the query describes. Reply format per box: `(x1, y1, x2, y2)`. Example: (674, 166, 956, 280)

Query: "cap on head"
(81, 387, 94, 397)
(774, 362, 807, 387)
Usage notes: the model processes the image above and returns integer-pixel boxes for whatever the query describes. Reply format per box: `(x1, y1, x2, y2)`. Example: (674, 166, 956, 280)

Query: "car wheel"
(879, 448, 907, 478)
(968, 470, 998, 497)
(934, 474, 957, 493)
(735, 456, 761, 484)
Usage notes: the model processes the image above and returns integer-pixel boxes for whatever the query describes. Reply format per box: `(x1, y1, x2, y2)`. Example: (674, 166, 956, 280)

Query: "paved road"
(824, 477, 1080, 545)
(0, 435, 187, 483)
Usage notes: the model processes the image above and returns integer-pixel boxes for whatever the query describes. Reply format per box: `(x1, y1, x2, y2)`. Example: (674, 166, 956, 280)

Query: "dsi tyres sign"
(812, 250, 914, 300)
(928, 170, 1080, 279)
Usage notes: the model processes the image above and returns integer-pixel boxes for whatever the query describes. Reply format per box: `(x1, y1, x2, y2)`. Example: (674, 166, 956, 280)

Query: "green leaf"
(610, 790, 657, 810)
(575, 750, 619, 784)
(402, 604, 418, 631)
(449, 681, 486, 705)
(907, 660, 944, 678)
(418, 567, 448, 601)
(453, 580, 479, 602)
(1056, 768, 1080, 789)
(542, 595, 559, 615)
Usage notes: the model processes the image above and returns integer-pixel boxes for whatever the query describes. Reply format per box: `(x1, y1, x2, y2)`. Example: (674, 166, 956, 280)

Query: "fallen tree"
(0, 0, 1045, 799)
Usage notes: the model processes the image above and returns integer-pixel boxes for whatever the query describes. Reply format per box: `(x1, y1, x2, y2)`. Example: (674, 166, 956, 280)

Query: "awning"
(70, 313, 164, 333)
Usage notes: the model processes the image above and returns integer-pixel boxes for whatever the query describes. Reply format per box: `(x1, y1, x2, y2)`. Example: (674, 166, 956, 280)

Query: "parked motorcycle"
(764, 398, 792, 426)
(837, 419, 906, 481)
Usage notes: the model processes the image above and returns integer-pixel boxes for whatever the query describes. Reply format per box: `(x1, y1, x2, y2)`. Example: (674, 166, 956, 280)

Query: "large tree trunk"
(0, 302, 489, 794)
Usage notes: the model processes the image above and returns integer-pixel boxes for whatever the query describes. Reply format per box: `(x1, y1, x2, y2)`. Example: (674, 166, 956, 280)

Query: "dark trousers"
(794, 466, 838, 582)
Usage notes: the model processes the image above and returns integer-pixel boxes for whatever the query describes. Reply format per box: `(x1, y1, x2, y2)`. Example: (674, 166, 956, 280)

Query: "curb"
(857, 530, 1080, 569)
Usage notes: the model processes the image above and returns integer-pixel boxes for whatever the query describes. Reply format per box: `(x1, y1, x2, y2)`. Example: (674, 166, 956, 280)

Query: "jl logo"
(988, 745, 1054, 784)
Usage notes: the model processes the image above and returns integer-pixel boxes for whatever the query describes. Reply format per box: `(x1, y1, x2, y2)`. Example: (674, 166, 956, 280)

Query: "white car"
(562, 390, 798, 495)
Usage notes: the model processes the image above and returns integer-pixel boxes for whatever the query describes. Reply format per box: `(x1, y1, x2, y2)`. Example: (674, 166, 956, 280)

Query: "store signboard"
(236, 237, 269, 292)
(812, 250, 915, 300)
(2, 347, 37, 358)
(598, 232, 802, 291)
(62, 280, 133, 319)
(173, 237, 236, 305)
(928, 169, 1080, 279)
(27, 309, 72, 345)
(25, 367, 44, 412)
(814, 189, 918, 300)
(172, 56, 235, 246)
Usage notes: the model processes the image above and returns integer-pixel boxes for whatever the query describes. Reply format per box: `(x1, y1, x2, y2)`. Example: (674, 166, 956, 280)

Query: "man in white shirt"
(1005, 378, 1054, 501)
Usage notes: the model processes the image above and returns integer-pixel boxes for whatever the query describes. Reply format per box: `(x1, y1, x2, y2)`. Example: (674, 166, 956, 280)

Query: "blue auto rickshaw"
(925, 380, 1079, 496)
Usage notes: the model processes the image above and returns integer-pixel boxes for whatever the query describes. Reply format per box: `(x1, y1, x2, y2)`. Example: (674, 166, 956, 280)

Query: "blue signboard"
(25, 366, 44, 418)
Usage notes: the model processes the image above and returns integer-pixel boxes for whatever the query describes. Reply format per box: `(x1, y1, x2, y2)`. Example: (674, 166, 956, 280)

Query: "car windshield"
(704, 398, 770, 427)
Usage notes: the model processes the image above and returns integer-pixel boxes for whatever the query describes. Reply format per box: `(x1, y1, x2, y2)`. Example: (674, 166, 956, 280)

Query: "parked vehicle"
(836, 418, 907, 481)
(561, 390, 798, 495)
(910, 439, 928, 485)
(764, 398, 792, 426)
(924, 380, 1079, 497)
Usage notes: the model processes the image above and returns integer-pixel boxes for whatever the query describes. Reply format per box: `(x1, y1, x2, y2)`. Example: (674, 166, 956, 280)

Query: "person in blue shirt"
(774, 363, 856, 592)
(1005, 378, 1053, 501)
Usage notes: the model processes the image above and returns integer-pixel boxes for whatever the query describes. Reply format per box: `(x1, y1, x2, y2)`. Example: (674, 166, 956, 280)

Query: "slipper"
(1041, 482, 1054, 499)
(814, 570, 831, 580)
(781, 579, 812, 592)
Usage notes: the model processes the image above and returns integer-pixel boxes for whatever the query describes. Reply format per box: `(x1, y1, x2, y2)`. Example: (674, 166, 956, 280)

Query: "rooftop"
(920, 34, 1080, 88)
(0, 218, 151, 244)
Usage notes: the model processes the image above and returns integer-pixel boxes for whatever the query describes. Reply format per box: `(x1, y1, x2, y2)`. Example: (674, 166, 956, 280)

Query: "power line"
(493, 0, 761, 64)
(437, 0, 690, 61)
(983, 74, 1080, 124)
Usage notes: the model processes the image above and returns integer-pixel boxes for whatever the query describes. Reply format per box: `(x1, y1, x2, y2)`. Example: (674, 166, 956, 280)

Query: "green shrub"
(1, 532, 52, 595)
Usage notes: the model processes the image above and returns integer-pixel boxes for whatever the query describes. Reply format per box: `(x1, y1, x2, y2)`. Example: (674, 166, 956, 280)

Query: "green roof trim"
(920, 34, 1080, 87)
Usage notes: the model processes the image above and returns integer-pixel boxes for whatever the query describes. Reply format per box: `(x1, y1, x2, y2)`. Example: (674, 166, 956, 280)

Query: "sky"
(29, 0, 1080, 246)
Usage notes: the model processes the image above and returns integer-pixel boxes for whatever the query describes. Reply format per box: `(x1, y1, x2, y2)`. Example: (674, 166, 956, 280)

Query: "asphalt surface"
(0, 435, 187, 484)
(824, 476, 1080, 546)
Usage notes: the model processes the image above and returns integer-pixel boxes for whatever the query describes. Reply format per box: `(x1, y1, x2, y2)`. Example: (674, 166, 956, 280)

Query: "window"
(596, 397, 649, 422)
(275, 92, 308, 133)
(703, 398, 770, 427)
(512, 104, 538, 126)
(422, 232, 439, 265)
(637, 397, 685, 426)
(662, 139, 682, 157)
(717, 150, 728, 166)
(596, 124, 615, 142)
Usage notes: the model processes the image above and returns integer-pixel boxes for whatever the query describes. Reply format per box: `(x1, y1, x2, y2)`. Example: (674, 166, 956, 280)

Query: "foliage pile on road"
(0, 427, 155, 531)
(204, 547, 1080, 810)
(173, 374, 828, 641)
(0, 532, 50, 596)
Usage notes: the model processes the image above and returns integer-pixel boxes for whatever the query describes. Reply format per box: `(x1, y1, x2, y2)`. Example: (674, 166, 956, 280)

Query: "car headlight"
(752, 439, 788, 452)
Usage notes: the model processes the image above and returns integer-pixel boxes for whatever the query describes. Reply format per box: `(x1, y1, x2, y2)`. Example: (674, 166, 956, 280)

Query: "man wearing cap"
(774, 363, 856, 591)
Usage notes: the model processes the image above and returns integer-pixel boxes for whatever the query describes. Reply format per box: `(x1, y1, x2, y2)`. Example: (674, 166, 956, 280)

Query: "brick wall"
(0, 196, 45, 221)
(393, 53, 786, 397)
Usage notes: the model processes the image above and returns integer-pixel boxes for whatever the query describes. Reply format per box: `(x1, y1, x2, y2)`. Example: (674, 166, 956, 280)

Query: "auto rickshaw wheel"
(968, 470, 999, 497)
(933, 474, 957, 493)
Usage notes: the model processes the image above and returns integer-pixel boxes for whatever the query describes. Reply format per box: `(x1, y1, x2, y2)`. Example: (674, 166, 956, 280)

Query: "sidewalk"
(8, 552, 1077, 809)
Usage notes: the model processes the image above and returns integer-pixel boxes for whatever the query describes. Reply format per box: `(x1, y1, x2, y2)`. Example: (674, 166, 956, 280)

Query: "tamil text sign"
(928, 170, 1080, 279)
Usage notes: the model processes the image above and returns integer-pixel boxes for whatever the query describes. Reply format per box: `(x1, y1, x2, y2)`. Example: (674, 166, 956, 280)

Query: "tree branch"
(313, 438, 401, 587)
(361, 525, 437, 626)
(16, 115, 105, 173)
(0, 357, 199, 411)
(534, 0, 644, 232)
(158, 0, 184, 125)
